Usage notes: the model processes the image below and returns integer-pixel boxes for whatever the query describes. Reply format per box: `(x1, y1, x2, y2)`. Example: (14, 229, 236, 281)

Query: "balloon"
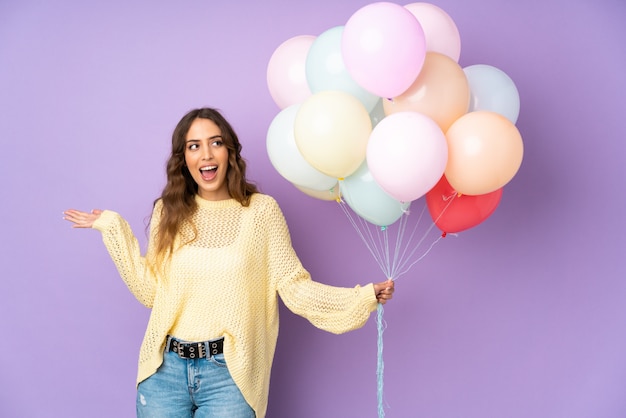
(445, 111, 523, 195)
(294, 183, 341, 201)
(266, 104, 338, 191)
(267, 35, 315, 109)
(464, 64, 520, 124)
(404, 2, 461, 62)
(342, 2, 426, 98)
(426, 175, 502, 233)
(383, 51, 470, 132)
(367, 111, 448, 202)
(305, 26, 379, 112)
(341, 162, 410, 227)
(294, 90, 371, 178)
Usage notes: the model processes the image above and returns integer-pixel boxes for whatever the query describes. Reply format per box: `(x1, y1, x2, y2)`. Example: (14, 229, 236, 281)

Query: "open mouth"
(199, 166, 217, 181)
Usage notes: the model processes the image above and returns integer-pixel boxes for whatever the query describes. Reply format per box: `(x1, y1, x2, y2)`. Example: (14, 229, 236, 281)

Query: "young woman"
(63, 107, 394, 418)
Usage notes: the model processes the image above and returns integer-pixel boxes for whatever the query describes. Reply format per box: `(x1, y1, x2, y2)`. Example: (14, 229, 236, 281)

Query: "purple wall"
(1, 0, 625, 416)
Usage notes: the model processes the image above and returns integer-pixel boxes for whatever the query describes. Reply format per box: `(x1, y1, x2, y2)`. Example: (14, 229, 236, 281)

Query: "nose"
(201, 144, 213, 160)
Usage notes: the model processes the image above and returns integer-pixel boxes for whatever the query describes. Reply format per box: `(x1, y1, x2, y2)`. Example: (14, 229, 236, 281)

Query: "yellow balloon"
(383, 52, 470, 132)
(445, 111, 523, 195)
(294, 183, 340, 201)
(294, 91, 371, 178)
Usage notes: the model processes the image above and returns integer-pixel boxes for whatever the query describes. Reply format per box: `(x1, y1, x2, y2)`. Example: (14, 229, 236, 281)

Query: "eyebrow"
(186, 135, 223, 143)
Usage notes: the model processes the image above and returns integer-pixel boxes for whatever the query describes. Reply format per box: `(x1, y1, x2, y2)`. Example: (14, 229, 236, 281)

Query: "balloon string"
(376, 302, 386, 418)
(336, 195, 457, 417)
(392, 204, 445, 281)
(343, 199, 446, 281)
(394, 234, 444, 279)
(389, 192, 457, 279)
(337, 201, 391, 276)
(390, 203, 427, 280)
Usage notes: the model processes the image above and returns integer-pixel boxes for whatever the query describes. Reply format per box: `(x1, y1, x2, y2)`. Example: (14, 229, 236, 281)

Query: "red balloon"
(426, 175, 503, 233)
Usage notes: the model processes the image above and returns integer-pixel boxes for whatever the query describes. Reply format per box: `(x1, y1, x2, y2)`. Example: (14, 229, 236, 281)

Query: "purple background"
(1, 0, 625, 417)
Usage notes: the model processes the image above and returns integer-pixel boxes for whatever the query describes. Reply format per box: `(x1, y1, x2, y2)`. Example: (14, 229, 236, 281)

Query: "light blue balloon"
(463, 64, 520, 124)
(340, 162, 410, 227)
(305, 26, 379, 112)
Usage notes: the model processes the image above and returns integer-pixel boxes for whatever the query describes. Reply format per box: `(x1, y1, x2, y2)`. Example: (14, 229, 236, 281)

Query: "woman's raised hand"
(63, 209, 103, 228)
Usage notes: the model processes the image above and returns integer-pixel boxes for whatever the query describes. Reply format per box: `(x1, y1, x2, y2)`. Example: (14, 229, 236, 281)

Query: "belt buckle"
(169, 337, 216, 359)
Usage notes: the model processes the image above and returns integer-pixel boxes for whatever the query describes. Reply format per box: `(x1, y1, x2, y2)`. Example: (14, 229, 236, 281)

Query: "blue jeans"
(136, 345, 255, 417)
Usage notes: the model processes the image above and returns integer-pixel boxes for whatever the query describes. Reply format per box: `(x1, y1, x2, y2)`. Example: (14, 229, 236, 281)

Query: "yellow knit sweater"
(92, 193, 378, 418)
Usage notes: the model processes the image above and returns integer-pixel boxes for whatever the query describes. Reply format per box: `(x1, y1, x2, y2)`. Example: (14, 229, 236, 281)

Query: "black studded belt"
(166, 336, 224, 359)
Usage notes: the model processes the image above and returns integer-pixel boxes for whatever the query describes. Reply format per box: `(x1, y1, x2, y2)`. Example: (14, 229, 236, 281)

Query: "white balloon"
(405, 2, 461, 62)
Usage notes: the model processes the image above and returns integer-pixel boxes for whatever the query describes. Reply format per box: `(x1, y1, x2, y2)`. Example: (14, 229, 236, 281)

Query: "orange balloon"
(445, 111, 523, 195)
(383, 52, 470, 132)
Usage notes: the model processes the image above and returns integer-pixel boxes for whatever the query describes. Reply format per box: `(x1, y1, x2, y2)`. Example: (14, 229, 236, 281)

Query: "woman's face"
(184, 118, 230, 201)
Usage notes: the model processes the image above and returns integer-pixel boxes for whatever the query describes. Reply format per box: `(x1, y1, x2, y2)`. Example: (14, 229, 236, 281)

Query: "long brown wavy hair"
(152, 108, 258, 266)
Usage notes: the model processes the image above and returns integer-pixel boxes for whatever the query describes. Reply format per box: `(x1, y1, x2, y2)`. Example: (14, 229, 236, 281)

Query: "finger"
(63, 209, 88, 220)
(63, 211, 94, 228)
(63, 212, 82, 223)
(64, 212, 87, 223)
(376, 288, 391, 297)
(63, 210, 77, 219)
(68, 218, 90, 228)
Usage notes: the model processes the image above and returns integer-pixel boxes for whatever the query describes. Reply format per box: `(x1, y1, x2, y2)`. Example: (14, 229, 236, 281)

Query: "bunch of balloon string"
(266, 2, 523, 416)
(337, 183, 456, 417)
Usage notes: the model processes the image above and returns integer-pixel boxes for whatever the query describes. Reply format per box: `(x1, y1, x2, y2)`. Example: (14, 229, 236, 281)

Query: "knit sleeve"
(91, 203, 161, 308)
(264, 197, 378, 334)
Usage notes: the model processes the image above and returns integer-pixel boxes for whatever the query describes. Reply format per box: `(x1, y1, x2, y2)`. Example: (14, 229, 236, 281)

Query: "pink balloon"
(342, 2, 426, 98)
(267, 35, 315, 109)
(404, 3, 461, 62)
(367, 111, 448, 202)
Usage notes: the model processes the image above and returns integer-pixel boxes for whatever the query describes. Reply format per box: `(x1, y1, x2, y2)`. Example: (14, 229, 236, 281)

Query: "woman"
(64, 107, 394, 418)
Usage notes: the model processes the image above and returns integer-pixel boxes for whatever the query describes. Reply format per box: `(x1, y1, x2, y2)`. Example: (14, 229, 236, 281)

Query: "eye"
(188, 143, 199, 150)
(211, 139, 224, 147)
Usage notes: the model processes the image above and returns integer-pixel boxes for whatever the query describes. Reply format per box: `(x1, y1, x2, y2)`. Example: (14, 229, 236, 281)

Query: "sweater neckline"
(194, 194, 240, 209)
